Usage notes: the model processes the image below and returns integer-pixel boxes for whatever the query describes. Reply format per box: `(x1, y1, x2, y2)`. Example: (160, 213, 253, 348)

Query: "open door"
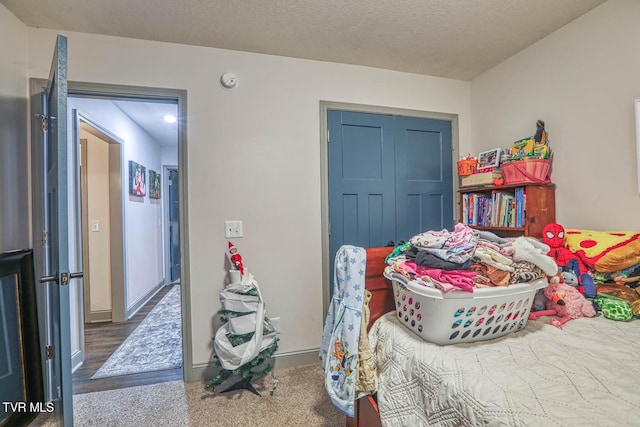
(33, 34, 80, 427)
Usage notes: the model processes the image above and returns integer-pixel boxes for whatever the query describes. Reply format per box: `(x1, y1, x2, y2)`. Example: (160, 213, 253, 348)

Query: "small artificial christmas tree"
(205, 242, 279, 396)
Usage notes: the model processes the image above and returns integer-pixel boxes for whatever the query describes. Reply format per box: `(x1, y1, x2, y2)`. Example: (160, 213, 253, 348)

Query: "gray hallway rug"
(91, 285, 182, 379)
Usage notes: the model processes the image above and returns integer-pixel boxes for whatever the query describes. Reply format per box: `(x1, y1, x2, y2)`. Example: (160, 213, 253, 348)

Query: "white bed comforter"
(369, 312, 640, 427)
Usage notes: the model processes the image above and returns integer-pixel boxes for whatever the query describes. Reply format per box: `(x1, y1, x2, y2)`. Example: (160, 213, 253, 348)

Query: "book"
(460, 171, 503, 188)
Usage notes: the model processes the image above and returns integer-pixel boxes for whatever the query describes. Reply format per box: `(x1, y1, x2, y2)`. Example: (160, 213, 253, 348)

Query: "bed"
(349, 247, 640, 427)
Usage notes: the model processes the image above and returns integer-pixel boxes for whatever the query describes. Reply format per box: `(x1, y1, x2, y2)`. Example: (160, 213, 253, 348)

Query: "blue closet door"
(394, 116, 453, 241)
(328, 110, 396, 275)
(328, 110, 453, 288)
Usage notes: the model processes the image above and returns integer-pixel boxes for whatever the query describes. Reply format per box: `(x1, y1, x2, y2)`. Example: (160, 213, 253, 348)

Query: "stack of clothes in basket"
(386, 223, 559, 293)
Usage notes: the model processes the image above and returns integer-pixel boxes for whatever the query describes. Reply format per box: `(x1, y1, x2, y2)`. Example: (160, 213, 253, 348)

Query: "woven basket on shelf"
(501, 159, 551, 185)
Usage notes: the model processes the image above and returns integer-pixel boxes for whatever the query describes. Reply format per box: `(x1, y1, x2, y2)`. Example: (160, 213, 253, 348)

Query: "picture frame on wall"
(129, 160, 146, 197)
(149, 170, 161, 199)
(477, 148, 502, 171)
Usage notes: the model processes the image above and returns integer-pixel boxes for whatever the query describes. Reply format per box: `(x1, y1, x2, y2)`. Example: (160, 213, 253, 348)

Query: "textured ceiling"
(2, 0, 606, 81)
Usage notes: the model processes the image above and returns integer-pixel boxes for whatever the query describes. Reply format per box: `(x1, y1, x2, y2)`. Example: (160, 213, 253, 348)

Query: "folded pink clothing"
(402, 261, 476, 292)
(421, 277, 461, 293)
(421, 268, 476, 292)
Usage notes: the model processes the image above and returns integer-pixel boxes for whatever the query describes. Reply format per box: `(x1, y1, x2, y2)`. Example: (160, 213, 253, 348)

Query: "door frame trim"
(30, 80, 194, 384)
(319, 101, 459, 315)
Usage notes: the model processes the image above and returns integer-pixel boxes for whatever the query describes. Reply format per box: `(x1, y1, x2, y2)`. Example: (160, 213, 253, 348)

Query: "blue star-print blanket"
(319, 245, 366, 417)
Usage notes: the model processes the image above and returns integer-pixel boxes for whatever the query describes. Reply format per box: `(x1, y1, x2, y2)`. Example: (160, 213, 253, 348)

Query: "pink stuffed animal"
(528, 278, 596, 329)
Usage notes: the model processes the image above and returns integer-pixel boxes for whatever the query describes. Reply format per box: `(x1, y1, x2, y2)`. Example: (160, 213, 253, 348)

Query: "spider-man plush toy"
(542, 223, 596, 298)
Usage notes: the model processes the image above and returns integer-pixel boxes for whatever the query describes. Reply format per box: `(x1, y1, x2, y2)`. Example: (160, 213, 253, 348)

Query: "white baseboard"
(71, 349, 84, 373)
(126, 279, 166, 319)
(188, 348, 320, 383)
(88, 309, 112, 323)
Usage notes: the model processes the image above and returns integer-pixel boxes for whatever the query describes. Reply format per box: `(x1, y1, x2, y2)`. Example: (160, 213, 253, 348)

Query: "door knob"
(39, 271, 83, 286)
(40, 272, 58, 284)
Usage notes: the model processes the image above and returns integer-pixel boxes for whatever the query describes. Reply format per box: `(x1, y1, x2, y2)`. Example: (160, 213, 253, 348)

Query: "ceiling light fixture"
(162, 114, 177, 123)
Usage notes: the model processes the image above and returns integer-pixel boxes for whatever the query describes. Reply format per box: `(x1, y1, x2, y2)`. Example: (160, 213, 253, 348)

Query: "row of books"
(461, 188, 526, 228)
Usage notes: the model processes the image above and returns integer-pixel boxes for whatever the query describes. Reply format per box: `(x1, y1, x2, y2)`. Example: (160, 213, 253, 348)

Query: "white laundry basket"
(385, 267, 547, 345)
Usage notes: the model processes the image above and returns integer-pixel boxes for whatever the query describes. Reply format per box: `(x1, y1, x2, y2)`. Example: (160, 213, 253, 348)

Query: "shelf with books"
(458, 183, 555, 238)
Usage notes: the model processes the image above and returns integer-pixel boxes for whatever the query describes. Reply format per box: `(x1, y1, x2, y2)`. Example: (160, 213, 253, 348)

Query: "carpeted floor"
(91, 286, 182, 379)
(31, 364, 345, 426)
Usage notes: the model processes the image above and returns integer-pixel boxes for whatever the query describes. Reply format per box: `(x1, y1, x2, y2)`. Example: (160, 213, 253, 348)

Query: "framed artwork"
(477, 148, 501, 170)
(149, 170, 161, 199)
(129, 160, 146, 196)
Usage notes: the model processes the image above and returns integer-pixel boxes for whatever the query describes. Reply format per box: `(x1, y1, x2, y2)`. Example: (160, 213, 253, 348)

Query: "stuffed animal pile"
(529, 222, 640, 325)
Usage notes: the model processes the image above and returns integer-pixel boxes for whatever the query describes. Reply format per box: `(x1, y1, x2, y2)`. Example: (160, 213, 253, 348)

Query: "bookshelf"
(459, 183, 555, 238)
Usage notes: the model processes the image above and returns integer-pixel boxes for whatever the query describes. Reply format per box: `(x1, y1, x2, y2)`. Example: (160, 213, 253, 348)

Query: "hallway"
(72, 284, 182, 394)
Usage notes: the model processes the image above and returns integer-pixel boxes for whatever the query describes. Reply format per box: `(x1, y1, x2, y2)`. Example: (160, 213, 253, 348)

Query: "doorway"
(74, 112, 127, 373)
(30, 79, 192, 403)
(320, 101, 459, 312)
(77, 113, 126, 327)
(70, 97, 182, 393)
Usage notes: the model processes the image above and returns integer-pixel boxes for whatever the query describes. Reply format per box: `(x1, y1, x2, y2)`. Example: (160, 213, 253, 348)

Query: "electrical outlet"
(224, 220, 243, 238)
(271, 317, 281, 334)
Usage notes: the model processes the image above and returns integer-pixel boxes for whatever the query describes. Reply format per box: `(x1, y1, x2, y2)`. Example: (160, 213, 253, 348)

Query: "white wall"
(471, 0, 640, 231)
(25, 29, 471, 367)
(161, 145, 178, 167)
(0, 3, 29, 252)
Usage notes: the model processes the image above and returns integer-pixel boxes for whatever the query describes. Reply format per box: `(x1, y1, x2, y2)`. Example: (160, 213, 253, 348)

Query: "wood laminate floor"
(72, 284, 183, 395)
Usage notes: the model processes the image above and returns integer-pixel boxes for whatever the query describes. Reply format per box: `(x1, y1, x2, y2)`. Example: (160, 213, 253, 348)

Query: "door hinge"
(327, 129, 330, 143)
(42, 231, 48, 246)
(46, 345, 53, 360)
(328, 222, 331, 236)
(34, 113, 49, 132)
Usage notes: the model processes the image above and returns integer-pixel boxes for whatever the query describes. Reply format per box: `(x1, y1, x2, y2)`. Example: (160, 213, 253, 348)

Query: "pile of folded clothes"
(385, 223, 558, 293)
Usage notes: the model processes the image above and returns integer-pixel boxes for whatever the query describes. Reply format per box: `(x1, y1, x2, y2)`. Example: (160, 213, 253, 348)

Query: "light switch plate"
(224, 220, 243, 238)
